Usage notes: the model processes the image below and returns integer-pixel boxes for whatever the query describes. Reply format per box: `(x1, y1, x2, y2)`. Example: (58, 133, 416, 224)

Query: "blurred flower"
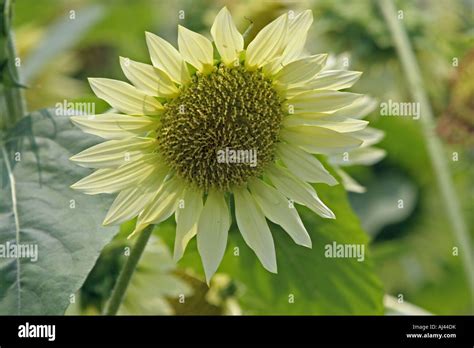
(205, 274, 241, 315)
(70, 7, 380, 282)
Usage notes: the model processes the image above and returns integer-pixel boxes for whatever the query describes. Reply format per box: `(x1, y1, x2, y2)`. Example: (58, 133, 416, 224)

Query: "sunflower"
(71, 7, 375, 282)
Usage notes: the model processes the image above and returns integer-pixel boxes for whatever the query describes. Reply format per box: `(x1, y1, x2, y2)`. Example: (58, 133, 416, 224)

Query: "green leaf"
(163, 180, 384, 315)
(0, 109, 117, 315)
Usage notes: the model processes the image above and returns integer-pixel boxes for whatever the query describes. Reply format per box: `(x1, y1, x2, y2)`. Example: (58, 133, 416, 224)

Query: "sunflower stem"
(0, 0, 26, 131)
(104, 225, 154, 315)
(378, 0, 474, 309)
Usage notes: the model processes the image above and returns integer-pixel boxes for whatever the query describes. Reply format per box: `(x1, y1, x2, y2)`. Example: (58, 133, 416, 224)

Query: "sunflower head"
(157, 64, 284, 191)
(70, 7, 382, 282)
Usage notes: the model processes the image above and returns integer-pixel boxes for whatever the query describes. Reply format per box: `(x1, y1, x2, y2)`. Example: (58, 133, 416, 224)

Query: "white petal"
(245, 14, 288, 69)
(174, 187, 203, 262)
(197, 190, 230, 284)
(261, 57, 285, 76)
(88, 78, 163, 115)
(281, 10, 313, 65)
(120, 56, 179, 97)
(145, 31, 190, 84)
(70, 154, 158, 195)
(283, 114, 368, 133)
(103, 169, 168, 225)
(285, 70, 362, 97)
(334, 167, 366, 193)
(211, 7, 243, 66)
(276, 142, 337, 185)
(234, 187, 277, 273)
(249, 178, 311, 248)
(70, 137, 156, 168)
(352, 127, 385, 147)
(178, 25, 214, 73)
(285, 90, 362, 114)
(309, 70, 362, 90)
(333, 95, 377, 119)
(266, 164, 335, 219)
(138, 176, 184, 225)
(263, 11, 314, 76)
(281, 126, 362, 154)
(275, 54, 327, 85)
(329, 147, 386, 166)
(70, 114, 157, 140)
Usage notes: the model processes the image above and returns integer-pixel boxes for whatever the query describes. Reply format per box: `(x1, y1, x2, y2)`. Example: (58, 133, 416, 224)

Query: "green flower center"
(157, 64, 284, 192)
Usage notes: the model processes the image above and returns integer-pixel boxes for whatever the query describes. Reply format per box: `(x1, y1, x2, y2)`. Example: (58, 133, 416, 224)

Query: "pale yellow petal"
(275, 54, 327, 85)
(261, 57, 285, 76)
(178, 25, 214, 73)
(283, 114, 368, 133)
(234, 187, 277, 273)
(329, 147, 386, 166)
(352, 127, 385, 147)
(334, 167, 366, 193)
(285, 70, 362, 97)
(307, 70, 362, 90)
(145, 31, 190, 84)
(70, 137, 156, 168)
(179, 60, 191, 85)
(281, 126, 362, 154)
(174, 187, 204, 262)
(88, 78, 163, 115)
(138, 175, 184, 225)
(285, 90, 362, 114)
(276, 142, 337, 185)
(120, 56, 179, 97)
(249, 178, 311, 248)
(103, 169, 168, 225)
(210, 7, 243, 66)
(280, 10, 313, 65)
(70, 154, 158, 195)
(333, 95, 377, 119)
(70, 114, 157, 140)
(262, 11, 314, 76)
(245, 14, 288, 69)
(266, 164, 335, 219)
(197, 190, 230, 284)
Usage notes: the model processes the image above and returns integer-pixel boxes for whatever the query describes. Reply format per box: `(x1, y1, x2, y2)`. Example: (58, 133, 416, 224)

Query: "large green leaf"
(162, 179, 385, 315)
(0, 110, 117, 314)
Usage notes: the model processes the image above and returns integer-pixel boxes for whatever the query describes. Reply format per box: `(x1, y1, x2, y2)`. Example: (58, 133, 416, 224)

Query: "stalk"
(0, 0, 26, 131)
(104, 225, 154, 315)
